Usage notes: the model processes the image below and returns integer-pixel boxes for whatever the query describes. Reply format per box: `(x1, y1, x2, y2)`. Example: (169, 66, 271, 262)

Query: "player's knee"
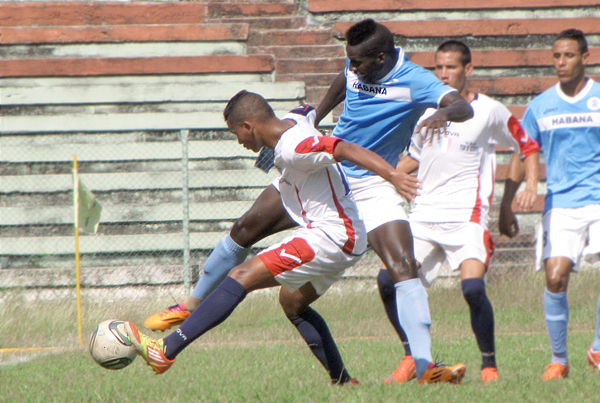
(230, 215, 258, 248)
(461, 278, 486, 305)
(279, 297, 304, 317)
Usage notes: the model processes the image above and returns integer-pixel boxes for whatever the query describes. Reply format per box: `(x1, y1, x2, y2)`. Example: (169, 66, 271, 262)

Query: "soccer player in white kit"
(123, 90, 423, 382)
(396, 40, 540, 382)
(519, 29, 600, 380)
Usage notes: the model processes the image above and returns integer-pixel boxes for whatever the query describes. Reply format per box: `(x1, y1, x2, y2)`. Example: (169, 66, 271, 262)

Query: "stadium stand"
(1, 0, 597, 291)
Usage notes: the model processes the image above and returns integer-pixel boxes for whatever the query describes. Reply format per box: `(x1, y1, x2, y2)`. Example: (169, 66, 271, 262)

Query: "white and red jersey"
(273, 107, 367, 256)
(408, 93, 539, 229)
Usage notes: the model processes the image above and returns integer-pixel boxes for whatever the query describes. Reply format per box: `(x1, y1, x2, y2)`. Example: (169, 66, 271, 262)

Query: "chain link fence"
(1, 123, 555, 307)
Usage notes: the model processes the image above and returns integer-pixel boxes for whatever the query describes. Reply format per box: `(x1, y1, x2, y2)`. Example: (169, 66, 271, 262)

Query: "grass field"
(1, 272, 599, 402)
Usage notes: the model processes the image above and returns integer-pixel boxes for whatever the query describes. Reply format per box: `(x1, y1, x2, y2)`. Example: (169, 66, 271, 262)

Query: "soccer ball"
(89, 319, 137, 370)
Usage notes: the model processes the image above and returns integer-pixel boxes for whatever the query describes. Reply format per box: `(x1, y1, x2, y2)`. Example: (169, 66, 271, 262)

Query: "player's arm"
(395, 154, 421, 202)
(332, 141, 407, 196)
(499, 152, 539, 237)
(415, 91, 473, 136)
(315, 71, 346, 127)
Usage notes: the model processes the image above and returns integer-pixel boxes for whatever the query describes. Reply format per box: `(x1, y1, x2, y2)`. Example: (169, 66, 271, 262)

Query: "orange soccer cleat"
(384, 355, 417, 383)
(542, 362, 569, 380)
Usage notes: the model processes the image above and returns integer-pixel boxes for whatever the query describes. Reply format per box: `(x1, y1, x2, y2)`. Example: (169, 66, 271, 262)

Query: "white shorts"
(411, 221, 495, 287)
(258, 227, 361, 295)
(535, 204, 600, 272)
(347, 175, 408, 232)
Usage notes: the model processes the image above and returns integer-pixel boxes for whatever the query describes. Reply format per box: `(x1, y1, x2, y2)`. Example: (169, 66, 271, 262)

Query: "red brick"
(335, 18, 600, 38)
(208, 3, 296, 18)
(277, 73, 340, 87)
(0, 2, 208, 26)
(470, 75, 600, 95)
(217, 16, 307, 30)
(249, 29, 335, 46)
(0, 24, 249, 45)
(496, 163, 547, 181)
(310, 0, 600, 12)
(275, 58, 345, 74)
(0, 55, 274, 77)
(249, 45, 345, 59)
(408, 48, 600, 68)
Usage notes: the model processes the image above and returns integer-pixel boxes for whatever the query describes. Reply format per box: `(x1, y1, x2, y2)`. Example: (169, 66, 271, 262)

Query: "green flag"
(77, 178, 102, 233)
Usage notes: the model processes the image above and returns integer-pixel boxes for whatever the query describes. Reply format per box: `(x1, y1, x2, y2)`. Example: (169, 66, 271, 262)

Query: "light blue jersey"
(521, 78, 600, 212)
(332, 48, 455, 178)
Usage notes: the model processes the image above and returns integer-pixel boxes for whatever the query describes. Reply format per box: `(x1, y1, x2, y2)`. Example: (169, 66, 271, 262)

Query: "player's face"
(346, 44, 386, 84)
(435, 51, 472, 93)
(228, 121, 261, 153)
(553, 39, 589, 86)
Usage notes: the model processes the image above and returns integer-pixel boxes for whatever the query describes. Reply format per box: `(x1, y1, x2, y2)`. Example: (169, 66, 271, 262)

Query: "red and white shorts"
(410, 221, 495, 287)
(258, 227, 361, 295)
(535, 205, 600, 272)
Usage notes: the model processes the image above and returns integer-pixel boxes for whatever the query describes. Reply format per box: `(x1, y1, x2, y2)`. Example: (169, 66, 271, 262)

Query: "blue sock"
(164, 277, 246, 360)
(461, 278, 496, 369)
(544, 288, 569, 365)
(395, 278, 432, 379)
(191, 234, 250, 300)
(593, 294, 600, 351)
(377, 269, 412, 356)
(288, 306, 352, 384)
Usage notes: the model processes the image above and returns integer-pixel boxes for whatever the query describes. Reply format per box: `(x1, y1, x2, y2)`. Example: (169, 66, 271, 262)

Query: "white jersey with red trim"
(273, 107, 367, 256)
(408, 93, 539, 229)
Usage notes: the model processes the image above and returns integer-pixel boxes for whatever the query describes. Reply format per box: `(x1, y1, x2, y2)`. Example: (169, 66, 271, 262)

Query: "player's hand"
(415, 110, 449, 144)
(498, 203, 519, 238)
(514, 190, 537, 211)
(390, 171, 421, 202)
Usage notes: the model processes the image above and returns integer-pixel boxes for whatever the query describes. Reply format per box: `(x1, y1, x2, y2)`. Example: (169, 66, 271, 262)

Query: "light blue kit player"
(520, 29, 600, 380)
(145, 19, 474, 384)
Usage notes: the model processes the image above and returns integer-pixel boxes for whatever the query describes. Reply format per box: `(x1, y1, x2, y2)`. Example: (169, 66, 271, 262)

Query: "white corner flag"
(76, 178, 103, 233)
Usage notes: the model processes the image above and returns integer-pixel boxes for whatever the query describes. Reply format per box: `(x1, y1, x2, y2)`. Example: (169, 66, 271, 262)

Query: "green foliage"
(1, 273, 599, 402)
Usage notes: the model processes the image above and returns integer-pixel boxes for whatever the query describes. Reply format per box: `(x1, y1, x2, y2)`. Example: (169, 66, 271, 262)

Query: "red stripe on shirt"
(469, 175, 483, 224)
(325, 167, 356, 254)
(295, 136, 342, 155)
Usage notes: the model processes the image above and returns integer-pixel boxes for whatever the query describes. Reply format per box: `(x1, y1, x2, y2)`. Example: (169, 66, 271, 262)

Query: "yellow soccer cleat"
(384, 355, 417, 383)
(124, 321, 175, 375)
(542, 362, 569, 380)
(144, 302, 191, 331)
(418, 361, 466, 385)
(480, 367, 500, 382)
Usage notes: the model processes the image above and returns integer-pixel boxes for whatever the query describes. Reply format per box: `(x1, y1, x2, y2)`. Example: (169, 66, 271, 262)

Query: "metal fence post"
(181, 129, 192, 293)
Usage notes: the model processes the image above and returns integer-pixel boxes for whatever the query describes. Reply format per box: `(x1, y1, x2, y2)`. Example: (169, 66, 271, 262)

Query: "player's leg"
(542, 257, 573, 380)
(144, 184, 296, 330)
(368, 220, 433, 380)
(126, 256, 280, 374)
(588, 293, 600, 374)
(460, 259, 498, 381)
(537, 207, 591, 380)
(280, 283, 356, 385)
(347, 177, 415, 381)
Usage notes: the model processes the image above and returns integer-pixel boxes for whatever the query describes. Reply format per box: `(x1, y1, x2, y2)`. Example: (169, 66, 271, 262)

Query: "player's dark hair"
(346, 19, 395, 56)
(555, 29, 588, 54)
(437, 40, 472, 66)
(223, 90, 275, 126)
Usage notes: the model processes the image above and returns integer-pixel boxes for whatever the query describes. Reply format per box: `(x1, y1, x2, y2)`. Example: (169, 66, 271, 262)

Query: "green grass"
(1, 272, 599, 402)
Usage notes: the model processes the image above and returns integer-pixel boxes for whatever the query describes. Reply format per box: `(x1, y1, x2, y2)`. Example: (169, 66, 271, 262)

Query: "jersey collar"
(555, 77, 594, 104)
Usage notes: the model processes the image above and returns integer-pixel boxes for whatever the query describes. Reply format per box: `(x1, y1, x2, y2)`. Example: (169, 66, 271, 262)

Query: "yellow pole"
(73, 155, 83, 345)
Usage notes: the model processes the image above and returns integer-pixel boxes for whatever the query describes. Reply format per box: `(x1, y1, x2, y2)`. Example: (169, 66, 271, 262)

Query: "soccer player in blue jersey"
(145, 19, 473, 384)
(519, 29, 600, 380)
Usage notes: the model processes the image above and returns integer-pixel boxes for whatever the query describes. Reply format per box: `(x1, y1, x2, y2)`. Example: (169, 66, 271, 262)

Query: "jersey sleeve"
(520, 105, 542, 147)
(409, 65, 456, 108)
(281, 135, 342, 173)
(490, 101, 540, 158)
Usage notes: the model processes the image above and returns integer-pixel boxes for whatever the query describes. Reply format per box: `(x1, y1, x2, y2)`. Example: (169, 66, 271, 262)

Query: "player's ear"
(376, 52, 387, 65)
(582, 50, 590, 65)
(242, 121, 253, 132)
(464, 62, 474, 77)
